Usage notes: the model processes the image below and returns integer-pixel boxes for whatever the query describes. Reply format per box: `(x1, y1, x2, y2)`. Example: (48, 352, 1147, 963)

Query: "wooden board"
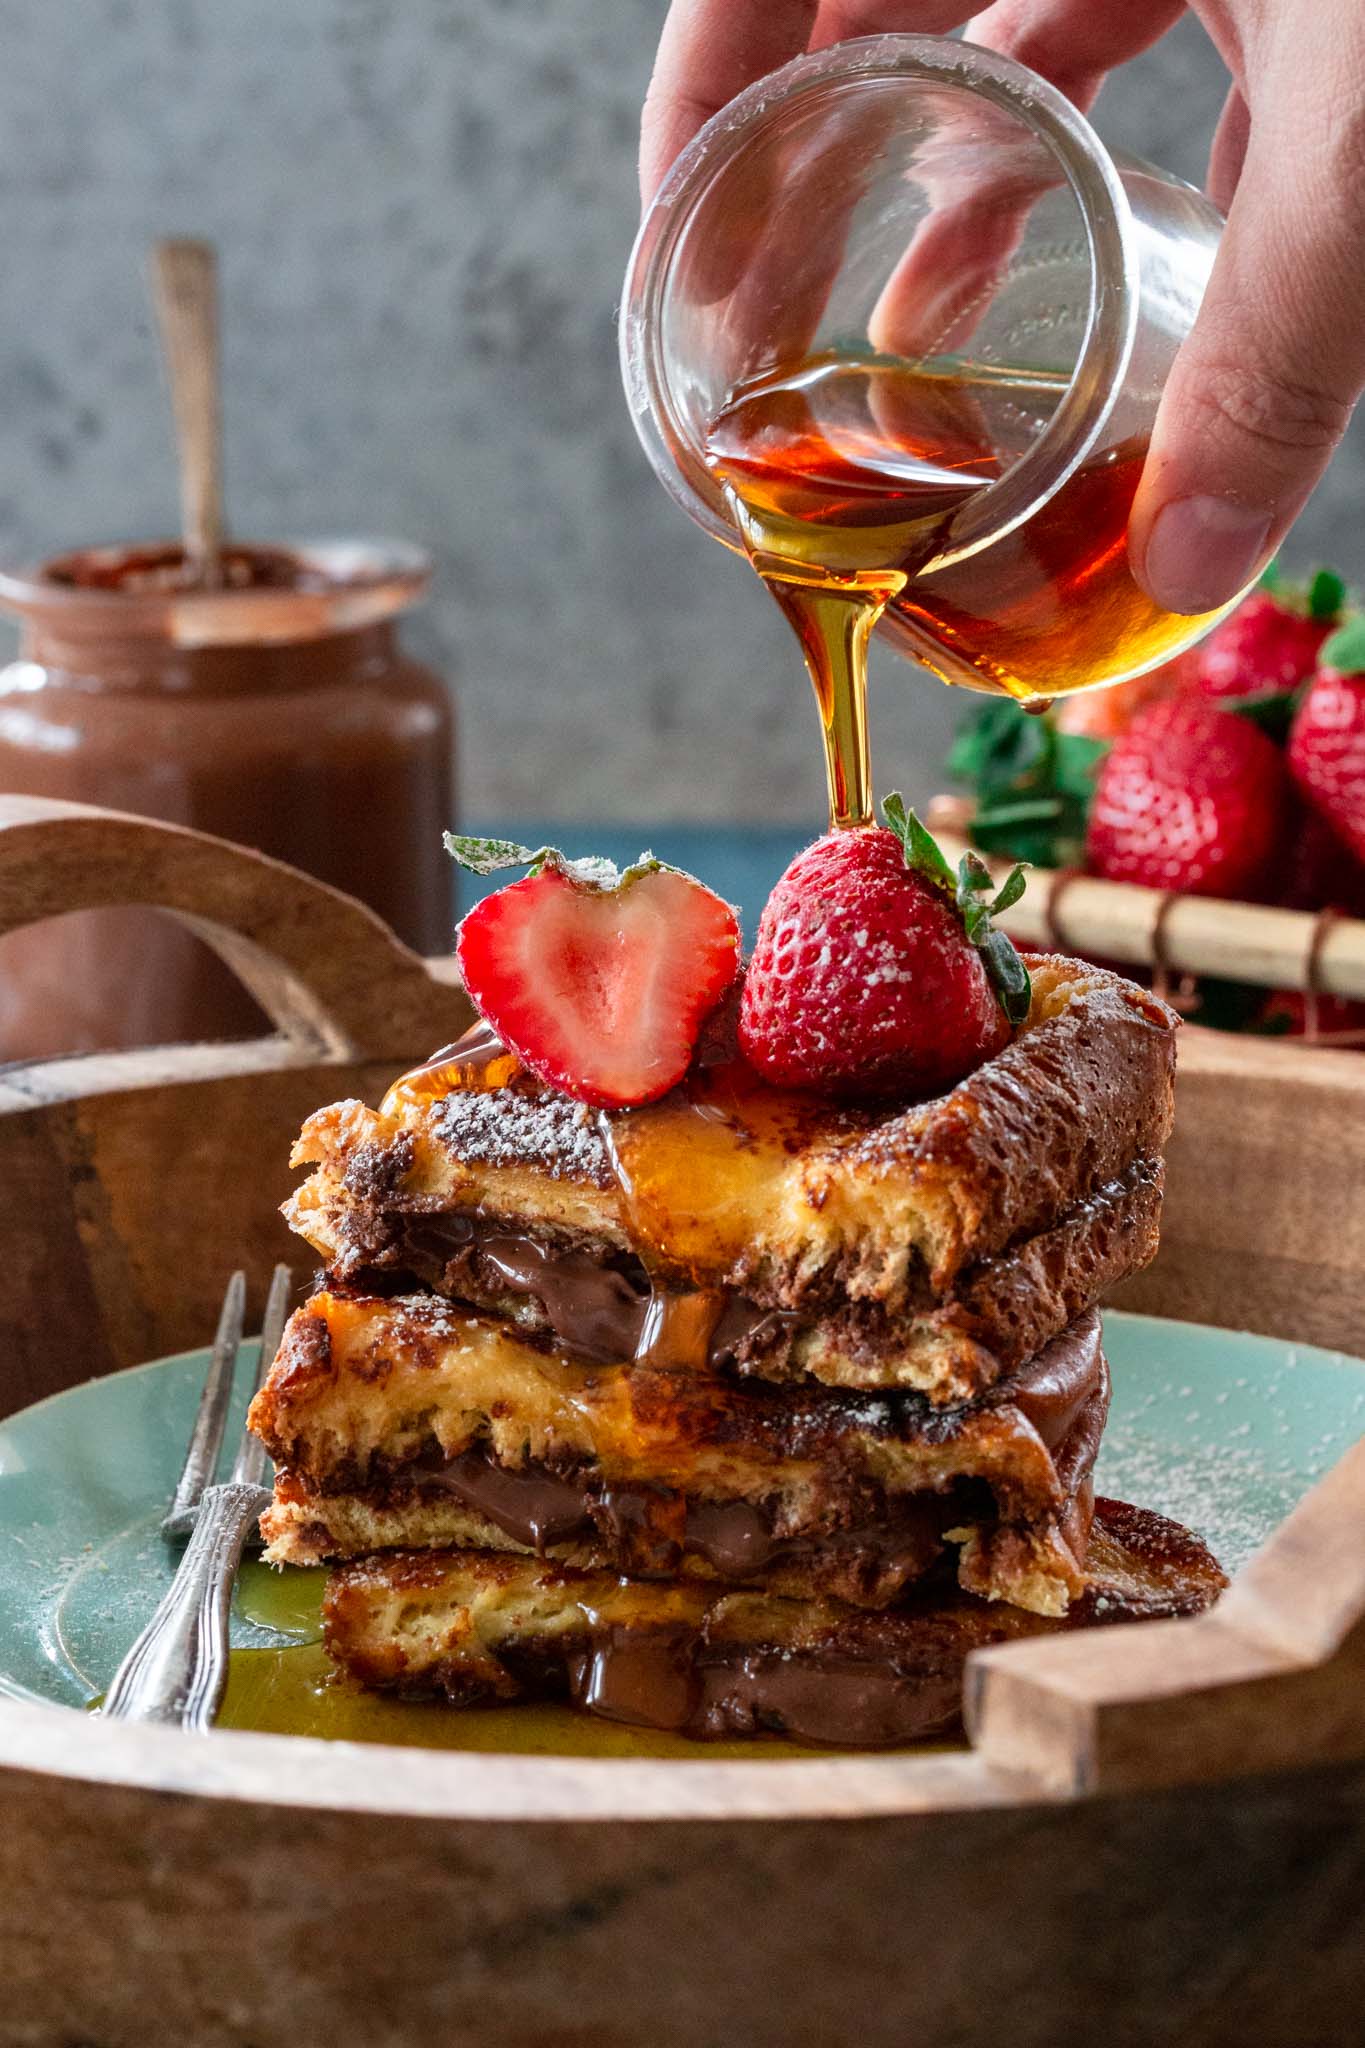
(0, 797, 1361, 2046)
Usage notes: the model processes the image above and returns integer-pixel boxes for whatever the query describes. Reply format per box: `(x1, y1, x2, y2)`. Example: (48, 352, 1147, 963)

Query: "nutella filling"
(395, 1212, 796, 1370)
(412, 1443, 1003, 1591)
(557, 1627, 954, 1747)
(374, 1206, 1124, 1396)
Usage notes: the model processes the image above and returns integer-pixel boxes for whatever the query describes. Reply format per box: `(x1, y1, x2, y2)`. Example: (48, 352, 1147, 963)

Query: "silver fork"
(102, 1263, 292, 1731)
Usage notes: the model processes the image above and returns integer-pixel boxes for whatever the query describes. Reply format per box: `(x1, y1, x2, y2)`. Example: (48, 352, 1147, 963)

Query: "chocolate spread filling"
(419, 1444, 965, 1587)
(562, 1633, 958, 1746)
(369, 1173, 1148, 1381)
(383, 1316, 1102, 1599)
(388, 1214, 795, 1369)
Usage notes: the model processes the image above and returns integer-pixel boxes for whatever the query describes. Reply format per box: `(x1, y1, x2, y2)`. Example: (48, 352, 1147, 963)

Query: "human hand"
(640, 1, 1365, 616)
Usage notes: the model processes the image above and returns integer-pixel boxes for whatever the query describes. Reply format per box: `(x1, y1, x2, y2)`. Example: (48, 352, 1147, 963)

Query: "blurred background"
(0, 0, 1358, 828)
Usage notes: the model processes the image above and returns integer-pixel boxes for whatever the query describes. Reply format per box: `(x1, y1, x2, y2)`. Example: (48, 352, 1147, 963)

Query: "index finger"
(639, 0, 819, 206)
(639, 0, 979, 204)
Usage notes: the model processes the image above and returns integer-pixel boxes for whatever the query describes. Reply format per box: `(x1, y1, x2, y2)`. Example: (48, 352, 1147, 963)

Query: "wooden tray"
(0, 796, 1362, 2048)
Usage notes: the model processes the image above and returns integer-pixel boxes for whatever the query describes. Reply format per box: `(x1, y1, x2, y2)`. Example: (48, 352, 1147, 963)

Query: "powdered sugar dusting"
(434, 1086, 611, 1185)
(1100, 1329, 1365, 1576)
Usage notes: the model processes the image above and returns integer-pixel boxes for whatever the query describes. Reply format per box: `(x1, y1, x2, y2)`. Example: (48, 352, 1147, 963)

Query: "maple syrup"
(385, 1022, 846, 1374)
(380, 1018, 520, 1117)
(705, 352, 1225, 831)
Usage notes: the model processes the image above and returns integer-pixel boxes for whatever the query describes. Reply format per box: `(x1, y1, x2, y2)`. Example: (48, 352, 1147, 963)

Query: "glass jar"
(0, 538, 454, 1058)
(621, 33, 1236, 702)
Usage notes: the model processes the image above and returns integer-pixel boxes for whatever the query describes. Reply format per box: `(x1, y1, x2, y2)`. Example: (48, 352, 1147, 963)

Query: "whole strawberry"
(739, 797, 1029, 1099)
(1287, 618, 1365, 864)
(1086, 698, 1289, 898)
(1192, 569, 1343, 701)
(446, 836, 740, 1108)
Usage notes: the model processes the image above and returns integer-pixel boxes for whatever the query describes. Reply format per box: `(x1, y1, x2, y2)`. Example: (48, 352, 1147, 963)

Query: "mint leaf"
(1321, 615, 1365, 676)
(1309, 568, 1346, 621)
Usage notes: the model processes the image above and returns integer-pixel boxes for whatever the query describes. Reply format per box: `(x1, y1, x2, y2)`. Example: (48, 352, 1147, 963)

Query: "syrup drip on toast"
(386, 1023, 836, 1380)
(381, 1019, 521, 1117)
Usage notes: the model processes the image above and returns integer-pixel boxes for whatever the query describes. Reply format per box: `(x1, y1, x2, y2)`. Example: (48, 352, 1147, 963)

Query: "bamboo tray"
(0, 795, 1362, 2048)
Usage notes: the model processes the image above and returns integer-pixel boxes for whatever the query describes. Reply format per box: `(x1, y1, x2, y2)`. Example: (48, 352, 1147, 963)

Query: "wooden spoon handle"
(149, 238, 226, 589)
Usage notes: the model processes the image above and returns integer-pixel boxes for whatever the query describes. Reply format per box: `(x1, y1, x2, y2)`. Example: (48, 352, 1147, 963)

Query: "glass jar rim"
(0, 536, 431, 647)
(620, 32, 1140, 574)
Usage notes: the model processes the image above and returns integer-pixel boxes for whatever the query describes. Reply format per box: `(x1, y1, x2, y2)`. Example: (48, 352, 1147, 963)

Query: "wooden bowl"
(0, 797, 1361, 2047)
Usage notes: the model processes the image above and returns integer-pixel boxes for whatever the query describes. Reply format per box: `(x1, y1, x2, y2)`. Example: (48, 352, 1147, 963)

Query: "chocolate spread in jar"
(0, 539, 454, 1059)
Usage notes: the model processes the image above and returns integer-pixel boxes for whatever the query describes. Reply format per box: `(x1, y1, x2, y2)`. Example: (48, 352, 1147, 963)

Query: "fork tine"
(161, 1269, 245, 1540)
(229, 1263, 292, 1488)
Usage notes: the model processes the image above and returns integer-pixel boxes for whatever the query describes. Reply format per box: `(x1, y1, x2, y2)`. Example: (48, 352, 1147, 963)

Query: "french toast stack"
(248, 953, 1225, 1747)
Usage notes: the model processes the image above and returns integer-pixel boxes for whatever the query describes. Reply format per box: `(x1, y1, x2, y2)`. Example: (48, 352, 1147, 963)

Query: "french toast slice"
(285, 956, 1175, 1397)
(249, 1294, 1108, 1614)
(320, 1498, 1226, 1748)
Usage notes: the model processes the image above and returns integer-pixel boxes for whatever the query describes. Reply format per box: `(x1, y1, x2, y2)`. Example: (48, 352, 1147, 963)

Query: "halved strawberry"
(445, 836, 741, 1108)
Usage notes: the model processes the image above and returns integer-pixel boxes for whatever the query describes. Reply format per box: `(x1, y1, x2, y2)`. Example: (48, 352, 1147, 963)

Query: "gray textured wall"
(0, 3, 1357, 824)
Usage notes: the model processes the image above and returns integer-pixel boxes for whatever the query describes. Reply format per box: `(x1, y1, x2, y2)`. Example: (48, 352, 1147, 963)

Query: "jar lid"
(0, 537, 431, 647)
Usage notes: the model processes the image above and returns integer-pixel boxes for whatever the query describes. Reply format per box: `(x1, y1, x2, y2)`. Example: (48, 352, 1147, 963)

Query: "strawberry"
(1287, 617, 1365, 865)
(1085, 698, 1289, 898)
(445, 836, 740, 1108)
(1191, 569, 1343, 702)
(738, 797, 1029, 1100)
(1276, 798, 1365, 915)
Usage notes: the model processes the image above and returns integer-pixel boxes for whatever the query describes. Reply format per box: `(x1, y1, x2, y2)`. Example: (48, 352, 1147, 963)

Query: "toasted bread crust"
(320, 1498, 1225, 1746)
(250, 1295, 1109, 1613)
(260, 1478, 1095, 1614)
(287, 957, 1176, 1311)
(289, 1154, 1160, 1401)
(250, 1291, 1103, 1506)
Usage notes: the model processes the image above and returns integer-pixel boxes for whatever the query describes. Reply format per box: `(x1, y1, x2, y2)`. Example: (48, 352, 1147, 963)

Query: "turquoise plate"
(0, 1311, 1361, 1723)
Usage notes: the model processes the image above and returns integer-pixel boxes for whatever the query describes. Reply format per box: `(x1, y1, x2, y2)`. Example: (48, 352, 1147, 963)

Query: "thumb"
(1130, 102, 1365, 616)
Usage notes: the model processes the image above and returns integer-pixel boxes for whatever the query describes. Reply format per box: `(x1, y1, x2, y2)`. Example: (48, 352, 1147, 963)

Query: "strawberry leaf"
(882, 795, 1032, 1028)
(1321, 615, 1365, 677)
(953, 847, 1031, 1025)
(990, 865, 1028, 917)
(1221, 689, 1301, 743)
(444, 834, 663, 892)
(1309, 568, 1346, 620)
(881, 791, 957, 895)
(976, 928, 1033, 1028)
(444, 833, 552, 876)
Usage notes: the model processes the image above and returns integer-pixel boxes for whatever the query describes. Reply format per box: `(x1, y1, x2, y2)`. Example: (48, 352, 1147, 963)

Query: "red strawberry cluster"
(956, 564, 1365, 1041)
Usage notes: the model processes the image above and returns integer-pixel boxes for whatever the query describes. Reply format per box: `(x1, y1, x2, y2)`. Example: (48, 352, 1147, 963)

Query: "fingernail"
(1141, 496, 1272, 615)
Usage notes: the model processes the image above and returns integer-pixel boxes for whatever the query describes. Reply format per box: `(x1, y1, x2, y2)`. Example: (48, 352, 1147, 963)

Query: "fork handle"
(102, 1482, 269, 1731)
